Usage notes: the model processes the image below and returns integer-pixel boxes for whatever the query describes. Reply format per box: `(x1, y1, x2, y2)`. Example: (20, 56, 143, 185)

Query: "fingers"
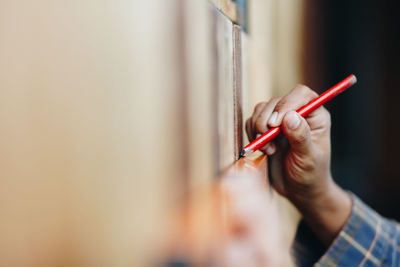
(254, 97, 281, 135)
(245, 119, 253, 142)
(245, 85, 320, 157)
(268, 85, 318, 128)
(261, 142, 276, 156)
(281, 111, 312, 156)
(246, 98, 281, 155)
(305, 106, 332, 132)
(246, 98, 281, 140)
(246, 102, 267, 141)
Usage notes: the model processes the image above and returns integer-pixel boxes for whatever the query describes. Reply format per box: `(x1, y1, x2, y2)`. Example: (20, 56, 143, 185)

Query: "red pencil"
(240, 74, 357, 157)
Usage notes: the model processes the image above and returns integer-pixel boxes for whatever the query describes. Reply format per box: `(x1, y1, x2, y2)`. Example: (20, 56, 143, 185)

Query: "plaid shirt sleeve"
(292, 193, 400, 267)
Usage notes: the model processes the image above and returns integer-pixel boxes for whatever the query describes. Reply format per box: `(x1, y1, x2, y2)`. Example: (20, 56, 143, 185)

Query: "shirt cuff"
(315, 193, 397, 266)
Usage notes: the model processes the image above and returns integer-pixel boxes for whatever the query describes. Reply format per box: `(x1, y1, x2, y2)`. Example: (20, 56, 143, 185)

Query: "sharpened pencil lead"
(240, 148, 253, 158)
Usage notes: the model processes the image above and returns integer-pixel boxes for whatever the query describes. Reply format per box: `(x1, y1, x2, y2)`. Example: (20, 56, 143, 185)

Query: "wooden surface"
(185, 0, 216, 190)
(233, 25, 243, 160)
(0, 1, 306, 266)
(247, 0, 275, 110)
(241, 30, 250, 146)
(213, 8, 235, 173)
(0, 1, 184, 266)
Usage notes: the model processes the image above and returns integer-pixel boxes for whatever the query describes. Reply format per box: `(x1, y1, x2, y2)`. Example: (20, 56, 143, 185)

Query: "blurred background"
(0, 0, 399, 266)
(303, 0, 400, 220)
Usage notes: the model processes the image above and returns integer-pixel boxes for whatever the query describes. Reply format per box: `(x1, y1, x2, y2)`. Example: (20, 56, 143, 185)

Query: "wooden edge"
(233, 25, 243, 161)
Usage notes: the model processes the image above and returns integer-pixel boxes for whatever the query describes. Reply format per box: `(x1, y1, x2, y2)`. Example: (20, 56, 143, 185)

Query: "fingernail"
(268, 112, 278, 126)
(286, 111, 301, 130)
(266, 144, 276, 155)
(256, 134, 261, 139)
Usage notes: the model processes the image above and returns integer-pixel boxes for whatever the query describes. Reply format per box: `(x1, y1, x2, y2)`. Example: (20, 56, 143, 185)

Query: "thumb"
(281, 111, 312, 156)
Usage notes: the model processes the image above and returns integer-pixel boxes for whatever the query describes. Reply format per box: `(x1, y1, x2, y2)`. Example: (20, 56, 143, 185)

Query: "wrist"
(291, 179, 353, 246)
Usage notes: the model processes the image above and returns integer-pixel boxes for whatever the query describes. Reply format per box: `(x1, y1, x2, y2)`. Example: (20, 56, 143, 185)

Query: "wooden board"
(185, 0, 215, 189)
(0, 1, 184, 266)
(241, 31, 250, 145)
(212, 8, 235, 173)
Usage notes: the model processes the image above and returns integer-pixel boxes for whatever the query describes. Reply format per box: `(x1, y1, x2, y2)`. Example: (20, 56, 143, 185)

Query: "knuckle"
(254, 102, 266, 113)
(255, 120, 267, 133)
(274, 100, 288, 112)
(293, 84, 308, 92)
(268, 97, 281, 104)
(295, 84, 317, 98)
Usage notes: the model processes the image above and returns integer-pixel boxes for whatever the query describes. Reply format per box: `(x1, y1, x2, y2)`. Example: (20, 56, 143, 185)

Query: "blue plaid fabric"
(292, 194, 400, 266)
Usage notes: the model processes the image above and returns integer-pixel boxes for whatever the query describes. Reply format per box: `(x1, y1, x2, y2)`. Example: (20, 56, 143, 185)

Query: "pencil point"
(240, 148, 253, 158)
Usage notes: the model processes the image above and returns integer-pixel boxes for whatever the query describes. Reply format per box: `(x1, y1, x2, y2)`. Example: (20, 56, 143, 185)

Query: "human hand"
(246, 85, 352, 245)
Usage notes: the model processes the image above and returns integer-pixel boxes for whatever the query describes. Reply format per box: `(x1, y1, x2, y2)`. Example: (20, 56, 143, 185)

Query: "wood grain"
(241, 31, 250, 145)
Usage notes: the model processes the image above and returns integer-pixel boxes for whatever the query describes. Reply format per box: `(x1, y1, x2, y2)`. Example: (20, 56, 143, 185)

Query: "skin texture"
(246, 85, 352, 247)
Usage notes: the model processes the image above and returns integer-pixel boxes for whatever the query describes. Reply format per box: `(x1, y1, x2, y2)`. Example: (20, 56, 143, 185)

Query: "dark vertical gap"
(233, 25, 243, 160)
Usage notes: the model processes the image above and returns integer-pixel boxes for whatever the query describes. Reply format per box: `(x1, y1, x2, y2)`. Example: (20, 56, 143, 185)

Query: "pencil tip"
(239, 150, 245, 158)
